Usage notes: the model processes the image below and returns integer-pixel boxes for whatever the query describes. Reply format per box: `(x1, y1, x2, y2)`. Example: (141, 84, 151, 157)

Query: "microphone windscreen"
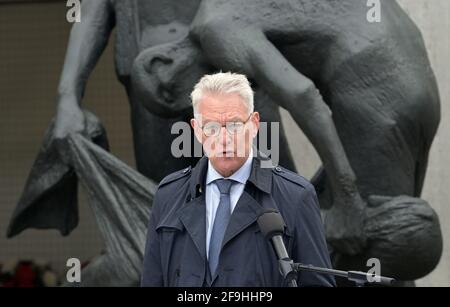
(257, 209, 285, 239)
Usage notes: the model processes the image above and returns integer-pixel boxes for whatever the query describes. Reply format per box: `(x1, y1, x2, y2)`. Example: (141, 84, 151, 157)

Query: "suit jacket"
(141, 154, 335, 287)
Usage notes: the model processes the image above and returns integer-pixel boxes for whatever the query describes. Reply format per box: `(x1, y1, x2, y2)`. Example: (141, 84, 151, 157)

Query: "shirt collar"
(189, 149, 273, 199)
(206, 148, 254, 185)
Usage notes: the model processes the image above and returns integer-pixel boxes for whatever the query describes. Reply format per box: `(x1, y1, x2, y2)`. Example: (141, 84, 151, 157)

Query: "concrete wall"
(0, 2, 130, 275)
(0, 1, 448, 286)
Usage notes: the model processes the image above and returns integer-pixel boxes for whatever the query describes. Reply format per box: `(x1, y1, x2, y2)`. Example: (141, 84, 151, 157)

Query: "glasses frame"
(199, 113, 253, 137)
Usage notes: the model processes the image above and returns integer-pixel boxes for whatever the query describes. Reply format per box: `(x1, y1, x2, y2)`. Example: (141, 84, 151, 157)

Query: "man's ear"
(191, 118, 203, 143)
(251, 112, 260, 138)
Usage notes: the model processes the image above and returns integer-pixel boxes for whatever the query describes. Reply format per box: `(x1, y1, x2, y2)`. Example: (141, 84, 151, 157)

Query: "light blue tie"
(209, 179, 234, 277)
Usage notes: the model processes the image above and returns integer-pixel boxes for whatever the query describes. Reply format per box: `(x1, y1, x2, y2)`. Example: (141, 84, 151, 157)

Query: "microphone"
(257, 210, 396, 287)
(257, 209, 298, 287)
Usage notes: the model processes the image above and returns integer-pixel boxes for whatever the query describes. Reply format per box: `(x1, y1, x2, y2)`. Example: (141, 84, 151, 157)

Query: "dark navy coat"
(141, 155, 335, 287)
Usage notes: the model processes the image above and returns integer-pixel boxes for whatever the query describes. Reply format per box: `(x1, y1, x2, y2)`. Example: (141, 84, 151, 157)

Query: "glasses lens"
(203, 122, 221, 136)
(226, 122, 244, 134)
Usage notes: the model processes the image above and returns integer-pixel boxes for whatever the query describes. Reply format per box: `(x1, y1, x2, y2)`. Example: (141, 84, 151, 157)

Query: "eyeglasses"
(199, 113, 253, 137)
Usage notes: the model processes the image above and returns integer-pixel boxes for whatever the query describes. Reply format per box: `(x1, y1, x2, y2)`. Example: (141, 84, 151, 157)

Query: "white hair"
(190, 72, 254, 115)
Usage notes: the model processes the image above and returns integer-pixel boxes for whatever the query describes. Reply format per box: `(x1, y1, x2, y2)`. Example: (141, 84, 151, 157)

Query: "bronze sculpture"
(8, 0, 442, 285)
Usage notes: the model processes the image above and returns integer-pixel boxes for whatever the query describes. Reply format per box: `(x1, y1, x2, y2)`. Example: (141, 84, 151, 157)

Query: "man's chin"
(215, 150, 248, 158)
(210, 157, 243, 177)
(214, 156, 239, 165)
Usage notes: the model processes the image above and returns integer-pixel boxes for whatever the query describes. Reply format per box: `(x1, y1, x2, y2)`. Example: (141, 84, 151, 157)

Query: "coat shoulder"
(158, 166, 192, 188)
(272, 166, 311, 190)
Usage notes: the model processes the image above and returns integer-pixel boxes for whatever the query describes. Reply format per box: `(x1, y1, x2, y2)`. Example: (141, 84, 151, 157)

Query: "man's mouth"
(221, 151, 235, 157)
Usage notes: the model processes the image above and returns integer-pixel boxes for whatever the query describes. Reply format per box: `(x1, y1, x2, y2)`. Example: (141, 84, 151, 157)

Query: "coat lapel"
(178, 196, 207, 261)
(221, 190, 262, 249)
(177, 156, 209, 261)
(220, 154, 274, 248)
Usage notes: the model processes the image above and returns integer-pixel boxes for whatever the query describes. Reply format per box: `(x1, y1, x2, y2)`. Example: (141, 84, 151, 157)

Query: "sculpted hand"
(324, 189, 367, 255)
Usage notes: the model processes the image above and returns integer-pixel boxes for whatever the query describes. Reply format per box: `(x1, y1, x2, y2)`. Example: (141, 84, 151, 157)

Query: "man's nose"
(220, 126, 232, 145)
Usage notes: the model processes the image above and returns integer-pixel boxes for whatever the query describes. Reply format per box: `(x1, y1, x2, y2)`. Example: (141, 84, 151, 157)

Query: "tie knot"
(215, 179, 234, 194)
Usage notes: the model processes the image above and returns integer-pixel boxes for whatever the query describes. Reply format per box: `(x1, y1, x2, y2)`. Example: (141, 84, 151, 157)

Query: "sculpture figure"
(8, 0, 442, 285)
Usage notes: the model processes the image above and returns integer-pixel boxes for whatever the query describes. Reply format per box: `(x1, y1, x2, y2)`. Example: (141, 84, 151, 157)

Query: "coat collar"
(206, 148, 253, 185)
(189, 151, 273, 199)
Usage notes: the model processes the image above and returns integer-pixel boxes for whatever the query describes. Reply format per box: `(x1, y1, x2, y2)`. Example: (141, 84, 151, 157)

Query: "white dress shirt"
(205, 149, 254, 259)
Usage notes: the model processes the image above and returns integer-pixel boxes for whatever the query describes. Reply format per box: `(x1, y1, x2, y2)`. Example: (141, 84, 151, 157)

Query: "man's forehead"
(199, 112, 245, 122)
(198, 92, 248, 111)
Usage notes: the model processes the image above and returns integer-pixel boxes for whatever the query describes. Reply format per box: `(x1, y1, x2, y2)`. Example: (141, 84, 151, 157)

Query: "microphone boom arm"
(290, 262, 396, 287)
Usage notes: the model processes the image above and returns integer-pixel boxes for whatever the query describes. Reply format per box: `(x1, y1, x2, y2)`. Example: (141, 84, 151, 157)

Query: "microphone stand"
(279, 259, 396, 287)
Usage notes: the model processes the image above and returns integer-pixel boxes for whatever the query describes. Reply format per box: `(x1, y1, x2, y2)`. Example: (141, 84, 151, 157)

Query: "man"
(141, 72, 335, 287)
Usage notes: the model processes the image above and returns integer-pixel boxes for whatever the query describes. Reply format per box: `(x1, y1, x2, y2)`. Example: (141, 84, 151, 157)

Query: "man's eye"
(228, 124, 237, 131)
(228, 122, 243, 132)
(204, 123, 220, 135)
